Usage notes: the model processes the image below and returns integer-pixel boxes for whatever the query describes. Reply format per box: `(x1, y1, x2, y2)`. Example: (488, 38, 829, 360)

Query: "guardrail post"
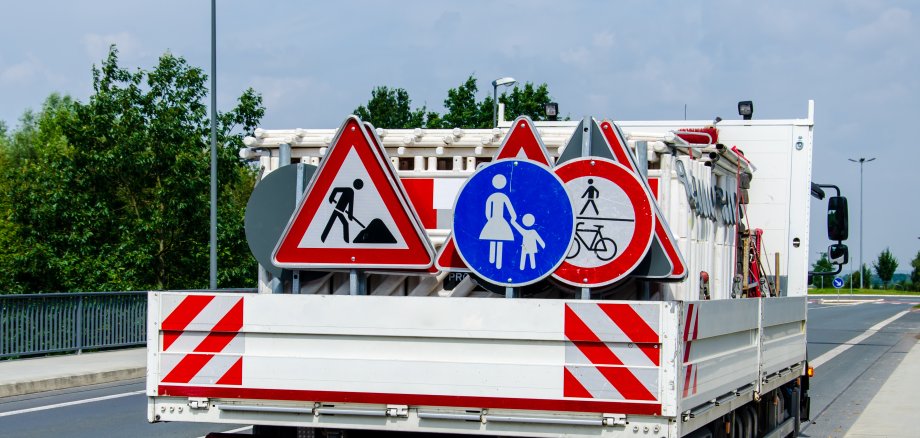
(0, 300, 4, 356)
(76, 295, 83, 355)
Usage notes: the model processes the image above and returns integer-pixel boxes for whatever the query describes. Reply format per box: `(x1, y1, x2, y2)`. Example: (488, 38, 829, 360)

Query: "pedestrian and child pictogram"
(453, 159, 573, 287)
(272, 116, 434, 269)
(436, 116, 555, 272)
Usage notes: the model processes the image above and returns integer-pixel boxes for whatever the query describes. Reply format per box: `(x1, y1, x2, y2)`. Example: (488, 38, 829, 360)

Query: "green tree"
(872, 248, 898, 288)
(910, 250, 920, 291)
(845, 264, 873, 290)
(500, 82, 555, 122)
(434, 75, 559, 129)
(353, 86, 429, 129)
(436, 76, 494, 129)
(357, 75, 560, 130)
(0, 46, 263, 292)
(811, 253, 834, 288)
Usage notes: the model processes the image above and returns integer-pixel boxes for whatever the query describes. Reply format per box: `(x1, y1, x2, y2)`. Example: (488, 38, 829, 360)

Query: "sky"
(1, 0, 918, 275)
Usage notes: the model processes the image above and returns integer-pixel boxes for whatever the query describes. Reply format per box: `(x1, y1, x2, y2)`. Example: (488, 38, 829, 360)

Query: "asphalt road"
(0, 295, 917, 438)
(0, 378, 249, 438)
(802, 295, 920, 437)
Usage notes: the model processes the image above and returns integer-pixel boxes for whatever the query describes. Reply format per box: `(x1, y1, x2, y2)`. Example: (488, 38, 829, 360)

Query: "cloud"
(82, 32, 142, 61)
(249, 75, 335, 121)
(0, 59, 42, 84)
(0, 56, 66, 87)
(593, 31, 615, 49)
(559, 47, 590, 67)
(845, 7, 913, 47)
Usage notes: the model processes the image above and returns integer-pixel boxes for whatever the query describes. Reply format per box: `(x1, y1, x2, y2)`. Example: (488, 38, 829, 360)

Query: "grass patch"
(808, 288, 920, 296)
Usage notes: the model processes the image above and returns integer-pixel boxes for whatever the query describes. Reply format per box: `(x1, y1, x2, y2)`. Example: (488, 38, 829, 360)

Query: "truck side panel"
(760, 297, 807, 383)
(679, 299, 760, 411)
(149, 292, 667, 417)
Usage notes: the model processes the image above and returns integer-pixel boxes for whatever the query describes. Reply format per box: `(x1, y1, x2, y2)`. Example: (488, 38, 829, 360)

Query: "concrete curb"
(819, 299, 882, 304)
(0, 366, 147, 398)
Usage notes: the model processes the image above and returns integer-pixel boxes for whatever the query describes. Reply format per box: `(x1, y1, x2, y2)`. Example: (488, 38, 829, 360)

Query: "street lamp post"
(209, 0, 218, 290)
(491, 77, 516, 128)
(848, 157, 875, 290)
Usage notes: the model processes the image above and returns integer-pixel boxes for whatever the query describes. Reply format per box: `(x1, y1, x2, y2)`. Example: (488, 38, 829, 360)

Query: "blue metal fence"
(0, 292, 147, 359)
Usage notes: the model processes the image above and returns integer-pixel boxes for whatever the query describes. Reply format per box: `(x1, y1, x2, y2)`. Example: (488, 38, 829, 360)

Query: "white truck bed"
(146, 292, 806, 437)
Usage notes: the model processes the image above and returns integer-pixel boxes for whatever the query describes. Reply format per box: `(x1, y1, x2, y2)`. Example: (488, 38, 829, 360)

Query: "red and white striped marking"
(402, 177, 464, 230)
(160, 295, 244, 386)
(563, 303, 660, 401)
(682, 303, 700, 398)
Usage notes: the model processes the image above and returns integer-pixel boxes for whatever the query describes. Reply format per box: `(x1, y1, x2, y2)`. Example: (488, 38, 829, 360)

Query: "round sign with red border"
(552, 157, 655, 287)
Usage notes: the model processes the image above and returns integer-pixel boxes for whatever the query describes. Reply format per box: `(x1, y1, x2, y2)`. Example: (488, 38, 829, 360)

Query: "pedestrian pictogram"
(453, 159, 573, 287)
(436, 116, 554, 272)
(273, 116, 434, 269)
(553, 157, 655, 288)
(580, 179, 601, 216)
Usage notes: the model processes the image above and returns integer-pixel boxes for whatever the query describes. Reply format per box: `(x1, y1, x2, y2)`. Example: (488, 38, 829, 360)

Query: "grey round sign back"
(245, 164, 316, 277)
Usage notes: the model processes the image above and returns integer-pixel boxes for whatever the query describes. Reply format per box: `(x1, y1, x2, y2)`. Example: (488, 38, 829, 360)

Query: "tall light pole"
(209, 0, 218, 290)
(491, 77, 516, 128)
(848, 157, 875, 290)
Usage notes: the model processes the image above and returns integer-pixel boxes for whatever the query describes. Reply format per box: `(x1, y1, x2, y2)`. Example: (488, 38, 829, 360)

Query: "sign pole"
(580, 116, 592, 302)
(636, 140, 650, 301)
(209, 0, 218, 290)
(291, 161, 304, 294)
(349, 269, 367, 295)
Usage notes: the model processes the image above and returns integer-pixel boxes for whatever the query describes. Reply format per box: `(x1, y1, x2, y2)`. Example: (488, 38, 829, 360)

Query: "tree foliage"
(811, 253, 834, 287)
(872, 248, 898, 288)
(911, 250, 920, 290)
(355, 75, 559, 130)
(353, 86, 429, 129)
(0, 46, 264, 293)
(845, 264, 873, 289)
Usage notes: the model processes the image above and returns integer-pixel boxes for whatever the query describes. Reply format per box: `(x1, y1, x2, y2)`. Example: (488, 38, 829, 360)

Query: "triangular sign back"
(599, 120, 687, 279)
(273, 116, 434, 269)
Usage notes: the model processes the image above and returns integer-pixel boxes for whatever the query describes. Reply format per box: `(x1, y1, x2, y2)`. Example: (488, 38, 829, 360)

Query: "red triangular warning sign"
(273, 116, 434, 269)
(434, 116, 552, 272)
(362, 121, 438, 275)
(435, 235, 469, 272)
(600, 120, 687, 279)
(494, 117, 553, 165)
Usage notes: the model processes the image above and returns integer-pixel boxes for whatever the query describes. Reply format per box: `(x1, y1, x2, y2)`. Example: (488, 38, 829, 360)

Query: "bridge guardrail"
(0, 292, 146, 359)
(0, 289, 257, 359)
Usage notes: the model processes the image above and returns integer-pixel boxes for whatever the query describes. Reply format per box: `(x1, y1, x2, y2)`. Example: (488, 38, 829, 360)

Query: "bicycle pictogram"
(567, 221, 618, 261)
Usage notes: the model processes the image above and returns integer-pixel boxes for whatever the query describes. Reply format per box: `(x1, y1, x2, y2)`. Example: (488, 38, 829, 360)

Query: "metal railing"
(0, 292, 146, 359)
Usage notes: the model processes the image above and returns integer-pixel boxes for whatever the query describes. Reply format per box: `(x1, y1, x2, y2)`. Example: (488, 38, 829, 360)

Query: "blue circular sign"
(452, 159, 574, 287)
(832, 277, 844, 289)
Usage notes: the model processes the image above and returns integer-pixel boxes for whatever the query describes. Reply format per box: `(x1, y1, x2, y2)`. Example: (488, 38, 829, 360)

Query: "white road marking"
(0, 390, 145, 418)
(197, 425, 253, 437)
(811, 310, 909, 368)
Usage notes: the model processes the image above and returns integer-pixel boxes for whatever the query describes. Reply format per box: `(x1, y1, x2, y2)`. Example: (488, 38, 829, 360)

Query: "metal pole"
(849, 157, 875, 291)
(858, 161, 863, 290)
(209, 0, 218, 290)
(76, 296, 83, 354)
(492, 84, 498, 128)
(637, 140, 650, 300)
